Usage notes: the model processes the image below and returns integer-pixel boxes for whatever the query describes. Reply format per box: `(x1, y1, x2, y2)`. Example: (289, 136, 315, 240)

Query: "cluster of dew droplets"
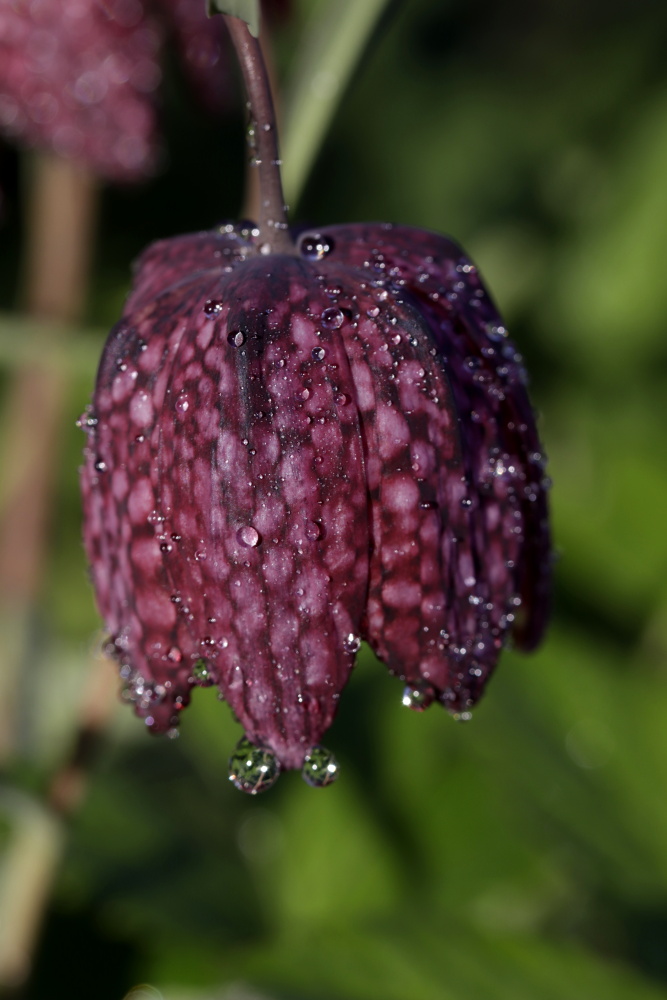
(116, 662, 182, 738)
(103, 618, 217, 735)
(76, 405, 98, 435)
(228, 738, 340, 793)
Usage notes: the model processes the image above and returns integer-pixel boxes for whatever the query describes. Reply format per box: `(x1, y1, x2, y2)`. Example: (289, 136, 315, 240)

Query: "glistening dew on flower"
(80, 9, 551, 794)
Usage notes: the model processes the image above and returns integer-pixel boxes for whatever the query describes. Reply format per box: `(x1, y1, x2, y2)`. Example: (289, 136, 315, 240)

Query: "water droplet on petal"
(299, 233, 334, 259)
(237, 525, 260, 547)
(305, 521, 322, 540)
(77, 408, 97, 433)
(401, 682, 435, 711)
(334, 392, 350, 406)
(444, 699, 474, 722)
(311, 347, 326, 361)
(302, 745, 339, 787)
(228, 330, 246, 347)
(94, 457, 107, 472)
(204, 299, 223, 315)
(321, 307, 344, 329)
(485, 322, 508, 341)
(343, 633, 361, 654)
(175, 391, 191, 415)
(229, 737, 280, 794)
(191, 659, 213, 684)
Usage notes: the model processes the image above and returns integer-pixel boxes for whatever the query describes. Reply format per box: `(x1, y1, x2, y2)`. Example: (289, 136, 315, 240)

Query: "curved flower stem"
(241, 24, 280, 225)
(224, 14, 293, 253)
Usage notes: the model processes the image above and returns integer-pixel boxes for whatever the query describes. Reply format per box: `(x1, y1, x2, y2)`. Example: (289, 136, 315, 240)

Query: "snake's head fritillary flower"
(80, 12, 551, 793)
(80, 220, 551, 790)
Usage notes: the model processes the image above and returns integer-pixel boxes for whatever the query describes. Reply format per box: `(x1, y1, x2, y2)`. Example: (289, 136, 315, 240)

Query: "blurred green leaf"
(268, 773, 400, 924)
(281, 0, 392, 207)
(548, 390, 667, 624)
(219, 919, 667, 1000)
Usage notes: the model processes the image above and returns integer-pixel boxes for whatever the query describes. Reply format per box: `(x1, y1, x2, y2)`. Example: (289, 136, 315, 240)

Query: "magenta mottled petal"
(83, 242, 371, 767)
(126, 224, 252, 311)
(319, 224, 551, 708)
(82, 220, 551, 772)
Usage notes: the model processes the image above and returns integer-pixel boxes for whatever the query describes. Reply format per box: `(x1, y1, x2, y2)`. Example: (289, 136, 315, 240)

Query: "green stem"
(224, 15, 293, 253)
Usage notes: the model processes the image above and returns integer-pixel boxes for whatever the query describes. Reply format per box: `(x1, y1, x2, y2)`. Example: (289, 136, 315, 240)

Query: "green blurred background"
(2, 0, 667, 997)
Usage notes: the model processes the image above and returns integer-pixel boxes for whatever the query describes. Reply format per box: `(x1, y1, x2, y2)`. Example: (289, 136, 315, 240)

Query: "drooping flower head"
(80, 13, 551, 792)
(80, 221, 551, 784)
